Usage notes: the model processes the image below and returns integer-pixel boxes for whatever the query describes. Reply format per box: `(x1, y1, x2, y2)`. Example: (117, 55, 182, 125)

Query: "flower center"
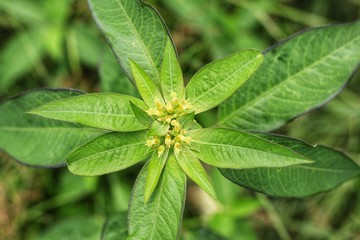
(145, 92, 193, 157)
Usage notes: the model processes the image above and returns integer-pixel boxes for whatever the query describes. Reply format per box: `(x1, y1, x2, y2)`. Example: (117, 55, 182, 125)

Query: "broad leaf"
(175, 147, 216, 199)
(0, 89, 103, 167)
(29, 93, 147, 132)
(101, 212, 128, 240)
(148, 121, 170, 137)
(185, 49, 263, 113)
(218, 22, 360, 131)
(188, 128, 312, 169)
(128, 154, 186, 240)
(161, 38, 184, 102)
(67, 131, 148, 176)
(87, 0, 169, 83)
(144, 149, 169, 203)
(220, 132, 360, 197)
(130, 60, 164, 108)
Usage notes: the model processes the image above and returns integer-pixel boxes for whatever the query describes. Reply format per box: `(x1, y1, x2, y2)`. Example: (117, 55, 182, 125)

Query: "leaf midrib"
(71, 142, 145, 163)
(34, 110, 135, 117)
(190, 54, 261, 105)
(293, 164, 359, 174)
(180, 149, 212, 195)
(112, 0, 160, 82)
(149, 164, 167, 240)
(0, 126, 102, 132)
(192, 139, 304, 160)
(218, 33, 360, 125)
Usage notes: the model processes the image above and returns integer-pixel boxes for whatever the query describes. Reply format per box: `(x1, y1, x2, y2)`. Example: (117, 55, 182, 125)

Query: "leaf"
(87, 0, 169, 83)
(185, 49, 263, 113)
(219, 132, 360, 197)
(130, 101, 153, 126)
(218, 22, 360, 131)
(160, 38, 184, 102)
(38, 217, 103, 240)
(101, 212, 128, 240)
(67, 131, 148, 176)
(0, 89, 103, 167)
(178, 112, 195, 130)
(128, 154, 186, 240)
(29, 93, 147, 132)
(175, 147, 217, 199)
(148, 121, 170, 137)
(188, 128, 312, 169)
(130, 60, 164, 108)
(144, 149, 169, 204)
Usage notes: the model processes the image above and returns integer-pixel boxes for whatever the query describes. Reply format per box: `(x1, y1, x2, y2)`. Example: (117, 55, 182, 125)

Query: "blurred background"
(0, 0, 359, 239)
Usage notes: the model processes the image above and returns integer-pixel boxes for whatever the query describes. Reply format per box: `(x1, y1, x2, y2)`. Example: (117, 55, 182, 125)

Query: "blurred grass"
(0, 0, 359, 239)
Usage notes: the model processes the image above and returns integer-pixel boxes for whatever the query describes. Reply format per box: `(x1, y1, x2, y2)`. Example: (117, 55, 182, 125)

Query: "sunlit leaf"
(130, 60, 164, 108)
(161, 38, 184, 102)
(188, 128, 312, 169)
(218, 22, 360, 131)
(67, 131, 149, 176)
(29, 93, 147, 132)
(144, 149, 169, 204)
(0, 89, 103, 167)
(88, 0, 169, 83)
(175, 147, 216, 199)
(220, 132, 360, 197)
(128, 154, 186, 240)
(185, 49, 263, 113)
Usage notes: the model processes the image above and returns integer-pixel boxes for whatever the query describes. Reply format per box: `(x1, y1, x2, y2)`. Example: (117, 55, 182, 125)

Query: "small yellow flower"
(158, 145, 166, 157)
(174, 142, 181, 154)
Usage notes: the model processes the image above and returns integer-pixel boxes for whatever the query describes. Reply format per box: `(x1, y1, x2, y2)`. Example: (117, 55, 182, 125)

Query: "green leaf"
(160, 38, 184, 101)
(0, 89, 103, 167)
(148, 121, 170, 137)
(67, 131, 148, 176)
(128, 154, 186, 240)
(38, 217, 103, 240)
(188, 128, 312, 169)
(29, 93, 147, 132)
(130, 60, 164, 108)
(185, 49, 263, 113)
(218, 22, 360, 131)
(178, 112, 195, 130)
(219, 132, 360, 197)
(87, 0, 169, 83)
(175, 147, 217, 199)
(144, 150, 169, 204)
(101, 212, 128, 240)
(130, 101, 153, 126)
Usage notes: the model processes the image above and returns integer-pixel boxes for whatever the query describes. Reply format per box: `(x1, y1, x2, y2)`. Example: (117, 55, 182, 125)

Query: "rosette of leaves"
(0, 0, 360, 239)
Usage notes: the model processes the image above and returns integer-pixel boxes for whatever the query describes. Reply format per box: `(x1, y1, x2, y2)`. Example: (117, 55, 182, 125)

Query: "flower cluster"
(145, 92, 193, 157)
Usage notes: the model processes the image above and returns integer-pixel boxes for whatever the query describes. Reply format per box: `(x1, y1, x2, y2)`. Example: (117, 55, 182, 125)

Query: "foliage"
(1, 0, 360, 239)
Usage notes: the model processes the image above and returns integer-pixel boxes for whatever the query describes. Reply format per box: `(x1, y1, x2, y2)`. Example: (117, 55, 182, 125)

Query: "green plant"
(1, 0, 360, 239)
